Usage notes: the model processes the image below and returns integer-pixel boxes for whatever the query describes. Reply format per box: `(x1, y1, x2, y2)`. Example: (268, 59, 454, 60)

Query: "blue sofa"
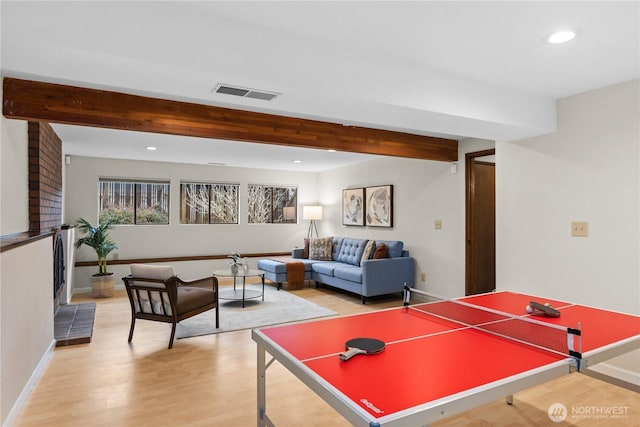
(257, 237, 415, 303)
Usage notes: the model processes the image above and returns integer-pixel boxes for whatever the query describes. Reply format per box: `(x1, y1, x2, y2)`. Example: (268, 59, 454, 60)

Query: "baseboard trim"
(72, 284, 125, 295)
(2, 340, 56, 427)
(583, 362, 640, 392)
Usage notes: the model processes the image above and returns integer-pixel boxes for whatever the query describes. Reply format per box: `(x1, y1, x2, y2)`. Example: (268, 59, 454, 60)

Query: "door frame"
(465, 148, 496, 296)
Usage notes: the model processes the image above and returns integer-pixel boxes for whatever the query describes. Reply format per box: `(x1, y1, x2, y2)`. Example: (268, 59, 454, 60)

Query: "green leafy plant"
(75, 218, 118, 276)
(99, 208, 134, 225)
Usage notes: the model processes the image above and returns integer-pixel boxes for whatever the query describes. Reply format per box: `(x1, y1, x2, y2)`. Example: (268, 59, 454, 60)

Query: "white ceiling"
(2, 1, 639, 171)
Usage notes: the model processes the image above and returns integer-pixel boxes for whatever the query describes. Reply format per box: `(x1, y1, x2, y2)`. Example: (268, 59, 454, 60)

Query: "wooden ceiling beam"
(3, 77, 458, 161)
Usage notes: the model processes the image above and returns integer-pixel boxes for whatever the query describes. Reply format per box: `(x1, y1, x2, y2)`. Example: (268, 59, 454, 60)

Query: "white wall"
(317, 138, 494, 298)
(0, 238, 55, 426)
(497, 80, 639, 313)
(1, 103, 56, 425)
(497, 79, 640, 381)
(64, 156, 320, 288)
(0, 113, 29, 235)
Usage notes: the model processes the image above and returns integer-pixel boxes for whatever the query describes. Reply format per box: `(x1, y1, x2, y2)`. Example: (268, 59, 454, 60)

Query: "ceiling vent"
(213, 83, 280, 101)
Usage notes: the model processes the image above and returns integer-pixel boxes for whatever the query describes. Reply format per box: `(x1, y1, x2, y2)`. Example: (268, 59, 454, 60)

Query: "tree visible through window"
(180, 182, 239, 224)
(247, 184, 297, 224)
(99, 179, 170, 225)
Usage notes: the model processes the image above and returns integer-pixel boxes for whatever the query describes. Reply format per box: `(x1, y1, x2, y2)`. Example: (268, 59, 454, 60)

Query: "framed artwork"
(342, 188, 364, 226)
(365, 185, 393, 227)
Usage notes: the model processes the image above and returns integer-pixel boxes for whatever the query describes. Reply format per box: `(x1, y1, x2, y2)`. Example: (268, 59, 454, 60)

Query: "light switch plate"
(435, 219, 442, 230)
(571, 221, 588, 237)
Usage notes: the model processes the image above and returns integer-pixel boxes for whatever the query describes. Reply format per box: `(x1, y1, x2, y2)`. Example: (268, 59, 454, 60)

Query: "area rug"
(176, 284, 336, 338)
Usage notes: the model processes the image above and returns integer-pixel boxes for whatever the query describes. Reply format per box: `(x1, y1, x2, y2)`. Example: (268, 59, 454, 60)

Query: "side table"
(213, 268, 265, 308)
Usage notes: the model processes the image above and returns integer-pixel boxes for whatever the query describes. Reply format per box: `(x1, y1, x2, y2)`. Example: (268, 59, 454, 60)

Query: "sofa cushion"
(130, 264, 176, 289)
(333, 265, 363, 283)
(375, 240, 404, 258)
(335, 238, 368, 266)
(373, 242, 388, 259)
(360, 240, 375, 265)
(176, 286, 216, 315)
(303, 238, 310, 259)
(331, 237, 344, 260)
(311, 261, 343, 277)
(257, 259, 314, 274)
(309, 237, 333, 260)
(131, 263, 176, 280)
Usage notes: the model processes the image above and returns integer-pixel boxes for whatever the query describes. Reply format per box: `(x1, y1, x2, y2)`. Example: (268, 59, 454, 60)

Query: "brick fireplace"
(27, 121, 94, 345)
(27, 121, 66, 309)
(28, 121, 63, 233)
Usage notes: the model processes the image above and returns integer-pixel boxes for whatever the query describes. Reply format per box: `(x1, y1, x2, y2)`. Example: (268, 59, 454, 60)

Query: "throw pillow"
(360, 240, 375, 266)
(303, 238, 310, 259)
(373, 242, 388, 259)
(309, 237, 333, 260)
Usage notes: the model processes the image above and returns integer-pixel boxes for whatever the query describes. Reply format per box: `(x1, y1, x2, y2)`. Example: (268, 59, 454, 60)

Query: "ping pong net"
(403, 286, 582, 363)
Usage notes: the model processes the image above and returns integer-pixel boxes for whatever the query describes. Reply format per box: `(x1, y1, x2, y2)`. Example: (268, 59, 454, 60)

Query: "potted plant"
(75, 218, 118, 297)
(228, 252, 239, 274)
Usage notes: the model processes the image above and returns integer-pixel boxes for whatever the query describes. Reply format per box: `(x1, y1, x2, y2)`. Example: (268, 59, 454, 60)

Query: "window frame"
(98, 178, 171, 225)
(180, 181, 239, 225)
(247, 184, 298, 224)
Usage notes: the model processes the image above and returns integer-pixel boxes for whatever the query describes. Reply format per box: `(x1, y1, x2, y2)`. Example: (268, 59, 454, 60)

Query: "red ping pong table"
(252, 289, 640, 426)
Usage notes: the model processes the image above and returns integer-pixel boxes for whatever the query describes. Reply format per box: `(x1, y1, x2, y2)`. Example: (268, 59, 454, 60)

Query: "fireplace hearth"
(54, 303, 96, 346)
(53, 225, 95, 346)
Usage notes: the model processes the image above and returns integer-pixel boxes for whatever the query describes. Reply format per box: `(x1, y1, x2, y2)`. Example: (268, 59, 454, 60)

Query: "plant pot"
(92, 274, 115, 298)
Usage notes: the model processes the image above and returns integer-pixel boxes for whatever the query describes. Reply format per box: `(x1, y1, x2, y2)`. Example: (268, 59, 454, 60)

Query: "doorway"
(465, 149, 496, 296)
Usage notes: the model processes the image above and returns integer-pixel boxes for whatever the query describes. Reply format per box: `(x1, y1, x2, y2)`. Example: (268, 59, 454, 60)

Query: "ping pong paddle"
(528, 301, 561, 317)
(339, 337, 385, 361)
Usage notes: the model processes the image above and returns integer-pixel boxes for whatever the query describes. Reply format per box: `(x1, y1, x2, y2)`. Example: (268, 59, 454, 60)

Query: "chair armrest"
(177, 276, 218, 292)
(123, 275, 177, 290)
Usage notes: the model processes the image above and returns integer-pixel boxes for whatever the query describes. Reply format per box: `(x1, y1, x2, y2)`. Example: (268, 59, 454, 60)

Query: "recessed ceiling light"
(546, 30, 577, 44)
(327, 149, 337, 153)
(292, 160, 302, 164)
(146, 146, 157, 151)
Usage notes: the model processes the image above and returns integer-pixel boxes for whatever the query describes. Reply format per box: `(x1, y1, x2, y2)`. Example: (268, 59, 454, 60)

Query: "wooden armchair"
(122, 264, 219, 349)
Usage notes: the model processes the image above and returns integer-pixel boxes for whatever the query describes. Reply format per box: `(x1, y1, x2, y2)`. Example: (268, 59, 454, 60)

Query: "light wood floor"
(14, 283, 639, 427)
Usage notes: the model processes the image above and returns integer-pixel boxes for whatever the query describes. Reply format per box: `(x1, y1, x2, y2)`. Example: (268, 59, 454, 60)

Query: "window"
(180, 182, 239, 224)
(99, 179, 170, 225)
(247, 184, 297, 224)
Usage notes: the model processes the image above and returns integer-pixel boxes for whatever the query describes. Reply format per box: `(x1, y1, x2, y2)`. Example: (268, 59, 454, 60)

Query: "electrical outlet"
(571, 221, 588, 237)
(113, 252, 119, 260)
(434, 219, 442, 230)
(421, 272, 426, 282)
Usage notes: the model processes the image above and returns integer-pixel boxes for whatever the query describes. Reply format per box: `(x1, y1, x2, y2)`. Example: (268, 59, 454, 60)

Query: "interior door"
(465, 150, 496, 295)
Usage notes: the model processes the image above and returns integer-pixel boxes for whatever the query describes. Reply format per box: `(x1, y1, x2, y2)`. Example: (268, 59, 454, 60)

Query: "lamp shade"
(302, 205, 323, 220)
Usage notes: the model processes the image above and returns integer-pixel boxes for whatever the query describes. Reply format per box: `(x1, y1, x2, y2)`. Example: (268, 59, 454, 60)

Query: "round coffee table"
(214, 268, 265, 308)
